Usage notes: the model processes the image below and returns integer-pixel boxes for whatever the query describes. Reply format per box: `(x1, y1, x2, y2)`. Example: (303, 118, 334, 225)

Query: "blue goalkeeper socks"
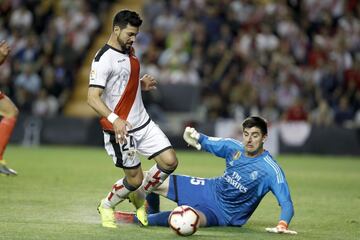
(146, 192, 160, 214)
(133, 211, 171, 226)
(148, 211, 171, 226)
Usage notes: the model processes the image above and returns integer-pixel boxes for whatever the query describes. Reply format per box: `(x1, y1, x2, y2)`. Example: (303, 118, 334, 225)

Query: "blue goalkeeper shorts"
(166, 174, 226, 226)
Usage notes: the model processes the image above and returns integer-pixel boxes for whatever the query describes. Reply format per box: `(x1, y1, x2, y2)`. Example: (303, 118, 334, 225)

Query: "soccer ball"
(168, 205, 200, 236)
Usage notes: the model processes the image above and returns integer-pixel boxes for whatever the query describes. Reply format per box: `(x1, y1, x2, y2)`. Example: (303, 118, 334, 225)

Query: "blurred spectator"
(0, 0, 109, 116)
(32, 89, 59, 117)
(14, 63, 41, 96)
(139, 0, 359, 128)
(9, 5, 33, 31)
(310, 98, 334, 126)
(283, 97, 309, 122)
(1, 0, 359, 129)
(334, 95, 355, 127)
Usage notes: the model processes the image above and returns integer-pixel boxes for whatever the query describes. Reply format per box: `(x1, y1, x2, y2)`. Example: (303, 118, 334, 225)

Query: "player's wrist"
(107, 112, 119, 124)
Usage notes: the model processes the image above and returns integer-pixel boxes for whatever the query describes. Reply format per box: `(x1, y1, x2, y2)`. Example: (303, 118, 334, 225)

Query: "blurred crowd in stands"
(137, 0, 360, 128)
(0, 0, 359, 129)
(0, 0, 112, 117)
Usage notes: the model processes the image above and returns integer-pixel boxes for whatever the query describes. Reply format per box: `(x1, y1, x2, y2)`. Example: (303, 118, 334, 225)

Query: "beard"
(117, 35, 131, 53)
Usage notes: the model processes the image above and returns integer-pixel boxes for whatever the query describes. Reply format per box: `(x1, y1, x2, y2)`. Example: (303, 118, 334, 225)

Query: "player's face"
(243, 127, 266, 157)
(116, 24, 138, 52)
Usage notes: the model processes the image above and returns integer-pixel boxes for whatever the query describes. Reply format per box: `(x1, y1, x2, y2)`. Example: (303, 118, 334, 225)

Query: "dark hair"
(242, 116, 268, 135)
(113, 10, 142, 29)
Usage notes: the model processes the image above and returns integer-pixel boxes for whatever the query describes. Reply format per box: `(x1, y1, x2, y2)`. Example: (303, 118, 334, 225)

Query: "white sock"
(102, 178, 137, 208)
(142, 164, 173, 193)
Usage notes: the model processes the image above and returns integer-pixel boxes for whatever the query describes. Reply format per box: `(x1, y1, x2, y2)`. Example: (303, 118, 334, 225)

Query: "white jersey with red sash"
(89, 44, 149, 131)
(89, 44, 172, 168)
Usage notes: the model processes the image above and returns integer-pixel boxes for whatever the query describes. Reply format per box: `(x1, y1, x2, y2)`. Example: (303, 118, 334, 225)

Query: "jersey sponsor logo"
(250, 171, 258, 180)
(90, 69, 96, 81)
(117, 59, 126, 63)
(223, 171, 248, 193)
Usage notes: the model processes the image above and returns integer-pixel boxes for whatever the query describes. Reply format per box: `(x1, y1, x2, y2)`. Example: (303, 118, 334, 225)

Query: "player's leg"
(135, 120, 178, 194)
(165, 175, 219, 227)
(0, 94, 19, 176)
(146, 192, 160, 214)
(144, 172, 170, 213)
(101, 167, 143, 208)
(131, 149, 177, 226)
(115, 175, 212, 227)
(128, 121, 177, 225)
(98, 167, 143, 228)
(98, 132, 143, 228)
(141, 175, 211, 227)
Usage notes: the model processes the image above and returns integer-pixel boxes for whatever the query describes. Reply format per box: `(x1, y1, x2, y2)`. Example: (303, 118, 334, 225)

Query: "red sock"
(0, 117, 17, 160)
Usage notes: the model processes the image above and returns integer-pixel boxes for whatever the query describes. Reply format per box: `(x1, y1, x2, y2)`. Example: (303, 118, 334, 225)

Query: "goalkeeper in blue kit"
(117, 116, 297, 234)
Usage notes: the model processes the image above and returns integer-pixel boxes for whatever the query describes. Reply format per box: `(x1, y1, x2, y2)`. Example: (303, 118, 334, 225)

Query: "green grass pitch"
(0, 145, 359, 240)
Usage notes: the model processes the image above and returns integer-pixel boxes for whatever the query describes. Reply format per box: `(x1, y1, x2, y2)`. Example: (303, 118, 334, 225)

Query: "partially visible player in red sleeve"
(0, 40, 19, 176)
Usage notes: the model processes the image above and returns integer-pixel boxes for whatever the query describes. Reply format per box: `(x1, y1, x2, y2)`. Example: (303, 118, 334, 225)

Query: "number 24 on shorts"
(121, 135, 135, 152)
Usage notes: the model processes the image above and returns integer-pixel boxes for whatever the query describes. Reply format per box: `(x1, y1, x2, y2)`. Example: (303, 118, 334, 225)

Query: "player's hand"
(183, 127, 201, 150)
(265, 221, 297, 234)
(0, 40, 10, 64)
(113, 118, 132, 144)
(140, 74, 157, 91)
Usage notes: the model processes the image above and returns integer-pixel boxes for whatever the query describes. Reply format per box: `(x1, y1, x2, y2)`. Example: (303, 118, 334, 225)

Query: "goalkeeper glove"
(183, 127, 201, 150)
(265, 220, 297, 235)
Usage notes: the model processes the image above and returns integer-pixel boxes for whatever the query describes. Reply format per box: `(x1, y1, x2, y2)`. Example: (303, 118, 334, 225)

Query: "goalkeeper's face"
(243, 127, 267, 157)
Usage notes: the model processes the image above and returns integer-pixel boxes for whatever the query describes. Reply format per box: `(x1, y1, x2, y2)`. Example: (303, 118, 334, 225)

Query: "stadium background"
(0, 0, 359, 240)
(1, 0, 359, 154)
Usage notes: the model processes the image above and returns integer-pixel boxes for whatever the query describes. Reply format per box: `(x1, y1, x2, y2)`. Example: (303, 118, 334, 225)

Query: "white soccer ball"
(168, 205, 200, 236)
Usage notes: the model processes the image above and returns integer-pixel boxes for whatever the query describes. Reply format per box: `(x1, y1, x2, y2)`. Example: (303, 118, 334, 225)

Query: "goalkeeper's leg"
(146, 192, 160, 214)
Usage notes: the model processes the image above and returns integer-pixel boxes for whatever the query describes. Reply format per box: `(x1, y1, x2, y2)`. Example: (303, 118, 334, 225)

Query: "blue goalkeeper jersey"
(198, 134, 294, 226)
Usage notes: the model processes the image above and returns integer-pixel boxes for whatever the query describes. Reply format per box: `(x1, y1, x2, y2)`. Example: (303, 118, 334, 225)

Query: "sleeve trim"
(89, 84, 105, 89)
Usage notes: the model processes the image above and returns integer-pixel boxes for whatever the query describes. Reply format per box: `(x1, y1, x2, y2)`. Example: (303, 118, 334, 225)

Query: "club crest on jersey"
(233, 151, 241, 160)
(250, 171, 258, 180)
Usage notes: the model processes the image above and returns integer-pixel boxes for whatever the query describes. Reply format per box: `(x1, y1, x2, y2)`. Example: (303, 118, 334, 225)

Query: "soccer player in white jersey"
(87, 10, 178, 228)
(116, 116, 297, 234)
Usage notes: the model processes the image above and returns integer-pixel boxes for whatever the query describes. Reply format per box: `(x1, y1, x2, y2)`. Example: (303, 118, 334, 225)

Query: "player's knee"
(10, 105, 19, 118)
(157, 149, 178, 171)
(2, 99, 19, 118)
(159, 158, 178, 172)
(168, 157, 178, 171)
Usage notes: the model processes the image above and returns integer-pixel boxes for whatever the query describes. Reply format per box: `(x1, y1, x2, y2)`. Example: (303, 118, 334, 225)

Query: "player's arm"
(183, 127, 239, 158)
(87, 87, 111, 119)
(87, 87, 131, 144)
(0, 40, 10, 65)
(266, 170, 297, 234)
(140, 74, 157, 91)
(88, 59, 131, 144)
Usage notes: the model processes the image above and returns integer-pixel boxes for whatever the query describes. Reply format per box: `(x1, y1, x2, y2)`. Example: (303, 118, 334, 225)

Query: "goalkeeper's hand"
(265, 221, 297, 235)
(183, 127, 201, 150)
